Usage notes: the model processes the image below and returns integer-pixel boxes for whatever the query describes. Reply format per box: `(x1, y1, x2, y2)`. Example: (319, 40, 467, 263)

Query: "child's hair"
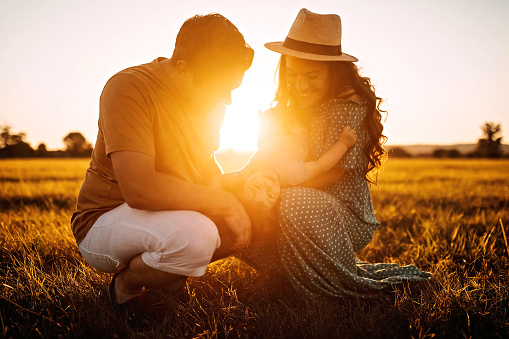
(242, 196, 279, 243)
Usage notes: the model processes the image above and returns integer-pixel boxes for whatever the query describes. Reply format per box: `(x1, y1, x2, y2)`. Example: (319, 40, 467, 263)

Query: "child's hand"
(337, 126, 357, 148)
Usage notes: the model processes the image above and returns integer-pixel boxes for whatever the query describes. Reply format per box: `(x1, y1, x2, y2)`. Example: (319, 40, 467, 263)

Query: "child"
(214, 124, 357, 243)
(238, 123, 357, 207)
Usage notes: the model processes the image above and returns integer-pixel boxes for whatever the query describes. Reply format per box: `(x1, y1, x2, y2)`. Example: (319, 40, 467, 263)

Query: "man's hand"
(208, 190, 252, 251)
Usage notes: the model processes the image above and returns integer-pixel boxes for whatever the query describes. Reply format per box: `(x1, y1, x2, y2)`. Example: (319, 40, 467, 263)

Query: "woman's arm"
(299, 167, 346, 188)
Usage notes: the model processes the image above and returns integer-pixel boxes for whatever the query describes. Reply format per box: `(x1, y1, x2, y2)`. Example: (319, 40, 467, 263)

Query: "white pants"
(78, 203, 221, 277)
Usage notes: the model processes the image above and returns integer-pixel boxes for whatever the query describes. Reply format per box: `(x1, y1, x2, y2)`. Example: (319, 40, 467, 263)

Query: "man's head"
(171, 13, 254, 110)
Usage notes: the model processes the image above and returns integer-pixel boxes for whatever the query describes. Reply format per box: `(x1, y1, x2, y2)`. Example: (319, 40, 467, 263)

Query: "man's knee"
(174, 212, 221, 259)
(143, 211, 221, 276)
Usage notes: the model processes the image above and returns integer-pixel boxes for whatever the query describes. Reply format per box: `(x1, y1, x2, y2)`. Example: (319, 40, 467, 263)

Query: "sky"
(1, 0, 508, 151)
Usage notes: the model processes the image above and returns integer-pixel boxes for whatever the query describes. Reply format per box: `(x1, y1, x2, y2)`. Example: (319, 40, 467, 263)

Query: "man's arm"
(110, 151, 251, 250)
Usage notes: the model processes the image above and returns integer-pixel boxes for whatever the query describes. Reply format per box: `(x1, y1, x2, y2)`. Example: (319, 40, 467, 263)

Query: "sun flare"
(219, 109, 259, 151)
(219, 70, 275, 151)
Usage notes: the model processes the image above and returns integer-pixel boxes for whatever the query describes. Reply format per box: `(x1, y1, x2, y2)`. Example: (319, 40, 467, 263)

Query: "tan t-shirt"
(71, 57, 224, 244)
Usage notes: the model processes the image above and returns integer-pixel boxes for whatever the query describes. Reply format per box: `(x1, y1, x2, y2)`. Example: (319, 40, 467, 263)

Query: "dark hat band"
(283, 37, 342, 56)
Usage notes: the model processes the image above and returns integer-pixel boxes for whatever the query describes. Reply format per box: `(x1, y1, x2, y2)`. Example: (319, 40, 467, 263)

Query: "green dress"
(237, 98, 431, 300)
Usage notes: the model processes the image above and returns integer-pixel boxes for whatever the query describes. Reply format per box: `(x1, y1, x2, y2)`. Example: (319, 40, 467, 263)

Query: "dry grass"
(1, 157, 508, 338)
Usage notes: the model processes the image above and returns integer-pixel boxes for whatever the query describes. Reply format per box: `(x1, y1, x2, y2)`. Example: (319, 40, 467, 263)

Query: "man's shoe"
(107, 273, 170, 320)
(108, 273, 123, 314)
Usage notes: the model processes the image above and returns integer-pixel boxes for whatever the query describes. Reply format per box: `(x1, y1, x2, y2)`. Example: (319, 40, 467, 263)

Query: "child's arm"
(302, 126, 357, 180)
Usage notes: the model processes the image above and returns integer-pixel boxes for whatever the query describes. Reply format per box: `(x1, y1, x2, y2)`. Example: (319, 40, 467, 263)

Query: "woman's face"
(285, 56, 332, 109)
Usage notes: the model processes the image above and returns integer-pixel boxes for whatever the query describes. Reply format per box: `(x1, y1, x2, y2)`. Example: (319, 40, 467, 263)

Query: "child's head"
(240, 169, 280, 208)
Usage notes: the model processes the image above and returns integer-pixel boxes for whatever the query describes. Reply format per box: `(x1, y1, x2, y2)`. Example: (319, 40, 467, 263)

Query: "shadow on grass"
(0, 196, 76, 211)
(1, 241, 508, 338)
(0, 243, 418, 338)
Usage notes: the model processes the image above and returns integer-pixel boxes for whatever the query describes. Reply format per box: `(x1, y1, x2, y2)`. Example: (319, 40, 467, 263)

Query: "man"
(71, 13, 254, 313)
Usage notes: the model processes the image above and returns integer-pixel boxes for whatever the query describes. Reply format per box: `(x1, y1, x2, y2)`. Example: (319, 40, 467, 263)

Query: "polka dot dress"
(236, 99, 432, 300)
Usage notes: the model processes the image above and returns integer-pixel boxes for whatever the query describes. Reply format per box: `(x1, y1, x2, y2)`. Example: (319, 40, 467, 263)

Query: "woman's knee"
(278, 187, 336, 225)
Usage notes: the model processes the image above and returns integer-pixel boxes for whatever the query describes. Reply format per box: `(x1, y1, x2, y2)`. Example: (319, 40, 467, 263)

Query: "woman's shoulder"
(260, 104, 289, 118)
(258, 105, 286, 145)
(260, 105, 300, 129)
(318, 97, 366, 115)
(259, 106, 280, 130)
(333, 86, 365, 104)
(342, 93, 364, 103)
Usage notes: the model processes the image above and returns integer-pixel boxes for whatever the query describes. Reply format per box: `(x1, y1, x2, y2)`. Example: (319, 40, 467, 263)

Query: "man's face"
(189, 64, 246, 112)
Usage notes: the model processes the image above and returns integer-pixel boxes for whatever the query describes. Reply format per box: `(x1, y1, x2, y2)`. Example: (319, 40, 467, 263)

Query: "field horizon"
(216, 143, 509, 160)
(1, 157, 508, 338)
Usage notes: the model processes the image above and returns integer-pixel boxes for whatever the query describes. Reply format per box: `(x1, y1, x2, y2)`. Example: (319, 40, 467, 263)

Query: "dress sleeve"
(334, 101, 367, 170)
(99, 74, 155, 157)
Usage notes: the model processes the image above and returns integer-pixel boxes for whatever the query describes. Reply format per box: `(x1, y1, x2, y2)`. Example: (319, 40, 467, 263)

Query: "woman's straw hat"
(265, 8, 358, 62)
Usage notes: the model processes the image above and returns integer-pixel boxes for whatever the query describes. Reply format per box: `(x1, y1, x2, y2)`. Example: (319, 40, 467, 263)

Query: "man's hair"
(171, 13, 254, 84)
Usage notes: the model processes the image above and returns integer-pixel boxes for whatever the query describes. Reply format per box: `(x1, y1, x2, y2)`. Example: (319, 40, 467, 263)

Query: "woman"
(236, 8, 431, 300)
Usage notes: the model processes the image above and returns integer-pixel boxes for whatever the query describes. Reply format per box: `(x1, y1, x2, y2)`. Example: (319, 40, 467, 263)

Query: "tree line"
(389, 122, 505, 159)
(0, 122, 505, 159)
(0, 125, 93, 158)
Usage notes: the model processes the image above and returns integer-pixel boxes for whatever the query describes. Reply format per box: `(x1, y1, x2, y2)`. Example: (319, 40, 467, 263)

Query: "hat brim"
(265, 42, 358, 62)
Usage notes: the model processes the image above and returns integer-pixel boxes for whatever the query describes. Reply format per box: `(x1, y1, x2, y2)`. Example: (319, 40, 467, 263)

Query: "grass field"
(1, 157, 508, 338)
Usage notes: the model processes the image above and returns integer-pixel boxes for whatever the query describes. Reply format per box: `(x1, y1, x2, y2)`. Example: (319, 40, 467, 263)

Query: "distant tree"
(0, 125, 26, 148)
(63, 132, 93, 157)
(475, 122, 503, 158)
(36, 143, 48, 157)
(432, 149, 448, 158)
(388, 147, 412, 158)
(0, 125, 34, 158)
(0, 141, 34, 158)
(432, 148, 462, 158)
(447, 149, 461, 158)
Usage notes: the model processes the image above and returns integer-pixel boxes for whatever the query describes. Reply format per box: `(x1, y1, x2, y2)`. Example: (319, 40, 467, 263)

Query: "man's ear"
(176, 60, 193, 81)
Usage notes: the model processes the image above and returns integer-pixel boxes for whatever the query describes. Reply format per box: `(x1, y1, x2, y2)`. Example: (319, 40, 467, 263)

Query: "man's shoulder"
(103, 58, 169, 94)
(109, 57, 167, 83)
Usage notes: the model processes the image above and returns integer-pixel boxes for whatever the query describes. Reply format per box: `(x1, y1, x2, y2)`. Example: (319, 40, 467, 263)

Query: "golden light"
(219, 105, 259, 151)
(219, 68, 275, 151)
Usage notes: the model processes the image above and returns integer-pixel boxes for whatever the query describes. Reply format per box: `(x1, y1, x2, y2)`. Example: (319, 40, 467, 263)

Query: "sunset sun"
(219, 70, 275, 151)
(219, 110, 259, 151)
